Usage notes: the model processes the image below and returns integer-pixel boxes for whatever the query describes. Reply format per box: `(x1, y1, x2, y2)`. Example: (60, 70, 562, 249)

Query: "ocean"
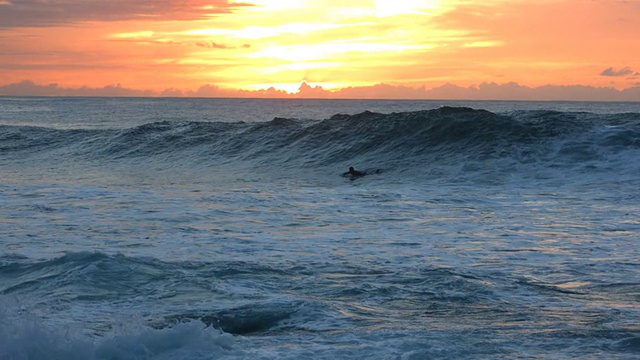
(1, 97, 639, 359)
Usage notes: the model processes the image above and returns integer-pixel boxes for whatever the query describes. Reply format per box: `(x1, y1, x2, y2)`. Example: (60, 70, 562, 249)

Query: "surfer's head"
(349, 167, 355, 171)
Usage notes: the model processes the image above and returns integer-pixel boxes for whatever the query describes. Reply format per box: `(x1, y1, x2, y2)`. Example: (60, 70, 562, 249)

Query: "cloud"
(335, 83, 428, 100)
(0, 0, 252, 28)
(196, 42, 251, 49)
(600, 66, 634, 77)
(0, 80, 153, 96)
(186, 84, 290, 98)
(333, 82, 639, 101)
(2, 80, 640, 101)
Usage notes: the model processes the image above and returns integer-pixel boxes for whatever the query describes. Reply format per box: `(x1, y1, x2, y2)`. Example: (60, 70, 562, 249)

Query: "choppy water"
(1, 97, 639, 359)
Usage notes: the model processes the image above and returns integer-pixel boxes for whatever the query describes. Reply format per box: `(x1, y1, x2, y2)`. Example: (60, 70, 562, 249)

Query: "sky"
(0, 0, 639, 100)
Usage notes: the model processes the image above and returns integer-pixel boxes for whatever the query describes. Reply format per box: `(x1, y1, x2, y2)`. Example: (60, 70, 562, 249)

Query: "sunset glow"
(0, 0, 638, 99)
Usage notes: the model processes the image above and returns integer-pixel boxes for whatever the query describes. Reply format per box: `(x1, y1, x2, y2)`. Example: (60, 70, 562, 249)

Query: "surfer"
(344, 166, 366, 177)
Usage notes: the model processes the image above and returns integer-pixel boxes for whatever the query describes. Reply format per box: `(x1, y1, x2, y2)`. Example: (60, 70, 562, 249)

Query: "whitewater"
(1, 97, 639, 359)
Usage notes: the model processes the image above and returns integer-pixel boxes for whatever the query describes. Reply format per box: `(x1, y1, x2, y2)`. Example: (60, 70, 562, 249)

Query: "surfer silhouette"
(344, 166, 365, 177)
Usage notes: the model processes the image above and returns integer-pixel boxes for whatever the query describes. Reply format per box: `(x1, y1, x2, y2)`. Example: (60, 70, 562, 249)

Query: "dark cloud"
(0, 0, 253, 29)
(600, 66, 634, 77)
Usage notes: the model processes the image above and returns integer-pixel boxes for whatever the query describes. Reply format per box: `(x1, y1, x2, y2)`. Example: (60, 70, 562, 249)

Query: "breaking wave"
(2, 107, 639, 183)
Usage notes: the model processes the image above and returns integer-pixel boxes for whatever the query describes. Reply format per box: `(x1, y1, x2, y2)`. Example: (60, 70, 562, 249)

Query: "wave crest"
(2, 107, 639, 180)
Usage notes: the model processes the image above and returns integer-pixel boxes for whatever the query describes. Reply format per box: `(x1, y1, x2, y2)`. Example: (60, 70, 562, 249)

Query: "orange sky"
(0, 0, 639, 99)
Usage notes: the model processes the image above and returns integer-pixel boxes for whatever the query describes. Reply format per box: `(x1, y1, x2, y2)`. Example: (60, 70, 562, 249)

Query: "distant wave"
(2, 107, 639, 179)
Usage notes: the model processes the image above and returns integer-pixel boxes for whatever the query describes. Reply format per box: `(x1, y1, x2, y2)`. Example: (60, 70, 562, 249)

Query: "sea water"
(1, 97, 639, 359)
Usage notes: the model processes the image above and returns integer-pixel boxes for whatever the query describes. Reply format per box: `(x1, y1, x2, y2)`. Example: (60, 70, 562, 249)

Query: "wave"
(3, 251, 640, 359)
(2, 107, 639, 181)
